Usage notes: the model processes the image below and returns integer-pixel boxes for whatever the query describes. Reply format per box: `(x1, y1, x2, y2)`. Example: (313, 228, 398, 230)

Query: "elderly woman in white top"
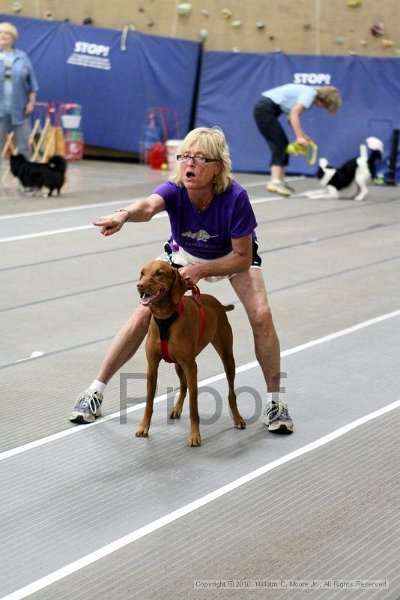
(254, 83, 341, 196)
(0, 21, 38, 171)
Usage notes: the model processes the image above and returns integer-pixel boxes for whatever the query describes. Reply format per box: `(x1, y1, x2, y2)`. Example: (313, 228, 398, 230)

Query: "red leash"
(190, 285, 206, 340)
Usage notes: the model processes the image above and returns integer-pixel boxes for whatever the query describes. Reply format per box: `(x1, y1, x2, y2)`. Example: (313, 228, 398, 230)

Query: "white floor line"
(0, 211, 168, 243)
(0, 193, 305, 243)
(242, 176, 306, 188)
(1, 308, 399, 463)
(250, 193, 304, 205)
(2, 397, 400, 600)
(0, 181, 274, 221)
(0, 198, 144, 220)
(0, 224, 94, 242)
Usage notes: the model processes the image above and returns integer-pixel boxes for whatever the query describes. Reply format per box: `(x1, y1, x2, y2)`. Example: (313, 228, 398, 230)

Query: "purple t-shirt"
(153, 180, 257, 260)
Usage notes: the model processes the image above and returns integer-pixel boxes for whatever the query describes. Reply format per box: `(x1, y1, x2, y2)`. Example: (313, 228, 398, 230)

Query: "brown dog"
(135, 260, 246, 446)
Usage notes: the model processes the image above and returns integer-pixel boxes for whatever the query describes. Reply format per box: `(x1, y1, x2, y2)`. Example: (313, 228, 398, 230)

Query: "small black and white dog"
(10, 154, 67, 197)
(304, 137, 383, 201)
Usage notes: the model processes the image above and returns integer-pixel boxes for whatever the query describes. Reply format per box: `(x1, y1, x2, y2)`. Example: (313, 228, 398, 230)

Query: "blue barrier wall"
(1, 15, 201, 153)
(3, 14, 399, 177)
(196, 52, 400, 176)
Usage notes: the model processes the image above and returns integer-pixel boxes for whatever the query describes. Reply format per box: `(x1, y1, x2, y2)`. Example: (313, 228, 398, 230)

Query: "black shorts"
(163, 239, 262, 269)
(251, 239, 262, 267)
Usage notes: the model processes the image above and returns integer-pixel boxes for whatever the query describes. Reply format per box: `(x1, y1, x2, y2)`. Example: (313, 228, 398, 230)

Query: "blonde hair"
(0, 22, 18, 41)
(170, 126, 233, 194)
(315, 86, 341, 114)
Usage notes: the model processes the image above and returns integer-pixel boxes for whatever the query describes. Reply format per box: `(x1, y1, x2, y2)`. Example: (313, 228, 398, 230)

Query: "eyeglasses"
(177, 154, 219, 165)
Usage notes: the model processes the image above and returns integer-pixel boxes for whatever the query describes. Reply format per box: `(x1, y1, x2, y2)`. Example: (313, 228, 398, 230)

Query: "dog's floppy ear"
(170, 268, 188, 305)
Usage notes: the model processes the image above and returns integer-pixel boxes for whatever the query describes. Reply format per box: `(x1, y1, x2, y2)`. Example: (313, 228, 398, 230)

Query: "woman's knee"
(126, 305, 151, 330)
(247, 302, 274, 330)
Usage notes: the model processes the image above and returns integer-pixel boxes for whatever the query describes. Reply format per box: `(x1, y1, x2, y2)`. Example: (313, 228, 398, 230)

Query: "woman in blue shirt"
(254, 83, 341, 196)
(0, 22, 38, 174)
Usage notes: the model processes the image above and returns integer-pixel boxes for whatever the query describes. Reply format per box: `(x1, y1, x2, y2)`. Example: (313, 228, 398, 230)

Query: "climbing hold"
(11, 1, 23, 13)
(177, 3, 192, 16)
(255, 21, 266, 30)
(199, 28, 208, 41)
(382, 39, 394, 48)
(222, 8, 232, 20)
(201, 8, 210, 17)
(370, 22, 385, 36)
(347, 0, 363, 6)
(232, 20, 242, 29)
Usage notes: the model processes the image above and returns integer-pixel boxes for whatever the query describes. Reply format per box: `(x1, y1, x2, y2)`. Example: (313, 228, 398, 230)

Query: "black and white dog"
(304, 137, 383, 201)
(10, 154, 67, 197)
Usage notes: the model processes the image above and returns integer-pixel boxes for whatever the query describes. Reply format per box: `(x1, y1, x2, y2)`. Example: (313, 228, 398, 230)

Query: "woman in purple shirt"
(70, 126, 293, 433)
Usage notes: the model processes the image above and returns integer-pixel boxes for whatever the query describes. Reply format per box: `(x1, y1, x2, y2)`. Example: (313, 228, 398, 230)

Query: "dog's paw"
(234, 416, 247, 429)
(187, 433, 201, 447)
(135, 425, 149, 437)
(354, 192, 367, 201)
(169, 406, 182, 419)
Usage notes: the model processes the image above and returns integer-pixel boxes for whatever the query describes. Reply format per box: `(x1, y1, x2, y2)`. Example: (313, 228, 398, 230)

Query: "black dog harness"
(154, 286, 205, 363)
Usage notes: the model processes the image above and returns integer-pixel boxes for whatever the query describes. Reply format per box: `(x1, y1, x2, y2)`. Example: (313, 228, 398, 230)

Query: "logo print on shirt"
(182, 230, 219, 242)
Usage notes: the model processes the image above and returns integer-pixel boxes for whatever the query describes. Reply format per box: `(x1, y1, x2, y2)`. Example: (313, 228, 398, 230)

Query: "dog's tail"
(366, 136, 384, 154)
(365, 137, 384, 178)
(223, 304, 235, 312)
(318, 157, 329, 168)
(47, 155, 68, 173)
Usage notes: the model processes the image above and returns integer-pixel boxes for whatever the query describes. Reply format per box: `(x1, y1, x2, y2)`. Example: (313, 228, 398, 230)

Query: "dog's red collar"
(155, 287, 205, 363)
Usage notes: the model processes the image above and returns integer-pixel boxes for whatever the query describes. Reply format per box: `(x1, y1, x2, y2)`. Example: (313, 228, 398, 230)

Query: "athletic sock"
(88, 379, 106, 394)
(267, 392, 280, 405)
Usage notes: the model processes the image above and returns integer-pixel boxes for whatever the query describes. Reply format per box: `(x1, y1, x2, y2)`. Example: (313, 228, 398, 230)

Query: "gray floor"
(1, 160, 399, 600)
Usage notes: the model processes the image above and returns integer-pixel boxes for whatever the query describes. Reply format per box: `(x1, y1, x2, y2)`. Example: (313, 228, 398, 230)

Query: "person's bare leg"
(267, 166, 292, 196)
(271, 165, 285, 183)
(70, 305, 151, 424)
(230, 268, 280, 393)
(230, 268, 293, 432)
(96, 304, 151, 383)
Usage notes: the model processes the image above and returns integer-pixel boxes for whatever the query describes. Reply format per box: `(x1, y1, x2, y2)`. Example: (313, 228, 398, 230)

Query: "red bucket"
(148, 142, 166, 169)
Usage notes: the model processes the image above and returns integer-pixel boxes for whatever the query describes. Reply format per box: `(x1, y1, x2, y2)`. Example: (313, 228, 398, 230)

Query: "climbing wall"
(0, 0, 399, 56)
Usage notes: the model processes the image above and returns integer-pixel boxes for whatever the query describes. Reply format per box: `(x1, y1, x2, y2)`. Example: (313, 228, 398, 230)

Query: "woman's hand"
(179, 264, 204, 288)
(295, 135, 310, 146)
(93, 211, 128, 236)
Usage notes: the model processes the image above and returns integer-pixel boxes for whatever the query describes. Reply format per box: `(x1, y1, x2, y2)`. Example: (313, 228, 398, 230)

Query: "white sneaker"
(263, 401, 294, 433)
(70, 389, 103, 424)
(266, 181, 292, 197)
